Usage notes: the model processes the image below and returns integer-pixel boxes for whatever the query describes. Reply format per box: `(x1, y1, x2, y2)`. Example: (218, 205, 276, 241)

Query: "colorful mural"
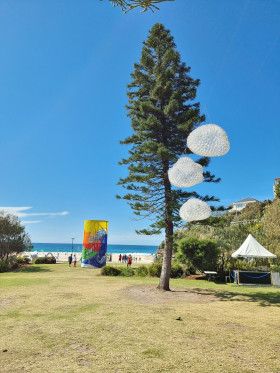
(81, 220, 108, 268)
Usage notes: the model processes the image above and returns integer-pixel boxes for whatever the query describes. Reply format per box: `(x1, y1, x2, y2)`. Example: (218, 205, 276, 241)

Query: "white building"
(227, 198, 259, 212)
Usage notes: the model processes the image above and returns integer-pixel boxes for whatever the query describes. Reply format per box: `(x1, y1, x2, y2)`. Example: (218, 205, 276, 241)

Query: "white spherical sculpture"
(179, 198, 212, 222)
(187, 124, 230, 157)
(168, 157, 204, 188)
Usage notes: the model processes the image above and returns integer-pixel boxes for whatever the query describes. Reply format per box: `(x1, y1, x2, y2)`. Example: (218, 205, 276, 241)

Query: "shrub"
(148, 263, 162, 277)
(10, 260, 19, 270)
(176, 237, 219, 271)
(271, 264, 280, 272)
(225, 259, 272, 272)
(34, 256, 56, 264)
(135, 265, 148, 277)
(5, 256, 19, 270)
(17, 256, 31, 265)
(183, 266, 191, 277)
(170, 262, 184, 278)
(119, 267, 135, 277)
(0, 259, 9, 273)
(101, 266, 121, 276)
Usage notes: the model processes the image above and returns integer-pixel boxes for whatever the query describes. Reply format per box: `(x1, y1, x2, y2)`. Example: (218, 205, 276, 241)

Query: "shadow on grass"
(15, 266, 52, 273)
(185, 287, 280, 307)
(214, 289, 280, 307)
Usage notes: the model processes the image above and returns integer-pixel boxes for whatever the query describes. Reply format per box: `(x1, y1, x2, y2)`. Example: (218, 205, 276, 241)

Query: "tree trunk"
(158, 166, 173, 291)
(158, 221, 173, 290)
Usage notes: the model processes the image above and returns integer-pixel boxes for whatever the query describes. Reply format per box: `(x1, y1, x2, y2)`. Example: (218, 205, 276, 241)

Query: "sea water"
(31, 243, 158, 255)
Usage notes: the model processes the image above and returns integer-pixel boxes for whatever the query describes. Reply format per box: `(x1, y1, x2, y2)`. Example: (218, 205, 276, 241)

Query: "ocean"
(31, 243, 158, 255)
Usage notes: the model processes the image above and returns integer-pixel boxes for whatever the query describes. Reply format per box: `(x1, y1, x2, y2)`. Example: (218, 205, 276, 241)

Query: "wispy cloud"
(20, 211, 69, 217)
(21, 220, 43, 224)
(0, 207, 69, 220)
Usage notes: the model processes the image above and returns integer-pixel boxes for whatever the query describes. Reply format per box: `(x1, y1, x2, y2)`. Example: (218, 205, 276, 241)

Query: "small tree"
(176, 237, 219, 272)
(261, 199, 280, 258)
(0, 212, 32, 260)
(275, 183, 280, 199)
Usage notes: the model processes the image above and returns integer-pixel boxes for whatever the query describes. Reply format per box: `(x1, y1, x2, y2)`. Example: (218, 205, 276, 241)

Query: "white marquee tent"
(231, 234, 277, 259)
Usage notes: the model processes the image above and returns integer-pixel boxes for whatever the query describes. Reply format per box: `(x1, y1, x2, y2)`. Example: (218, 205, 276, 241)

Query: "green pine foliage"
(118, 24, 220, 290)
(104, 0, 174, 13)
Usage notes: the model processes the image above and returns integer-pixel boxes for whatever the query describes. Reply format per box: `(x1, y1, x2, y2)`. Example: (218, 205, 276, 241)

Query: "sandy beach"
(106, 253, 155, 265)
(27, 251, 155, 265)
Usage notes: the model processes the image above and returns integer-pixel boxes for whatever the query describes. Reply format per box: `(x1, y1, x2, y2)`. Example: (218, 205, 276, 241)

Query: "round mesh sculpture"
(168, 157, 204, 188)
(187, 124, 230, 157)
(179, 198, 212, 222)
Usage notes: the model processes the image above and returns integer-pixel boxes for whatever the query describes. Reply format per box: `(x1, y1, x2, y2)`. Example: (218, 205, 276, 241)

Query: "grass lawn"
(0, 263, 280, 373)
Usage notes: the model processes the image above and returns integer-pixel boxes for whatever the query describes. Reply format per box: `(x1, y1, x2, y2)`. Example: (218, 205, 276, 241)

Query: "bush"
(135, 265, 148, 277)
(5, 256, 19, 270)
(225, 259, 272, 272)
(100, 266, 121, 276)
(183, 266, 191, 277)
(271, 264, 280, 272)
(34, 256, 56, 264)
(10, 260, 19, 270)
(148, 263, 162, 277)
(119, 267, 135, 277)
(176, 237, 219, 271)
(170, 262, 184, 278)
(0, 256, 28, 272)
(0, 259, 9, 273)
(16, 256, 31, 265)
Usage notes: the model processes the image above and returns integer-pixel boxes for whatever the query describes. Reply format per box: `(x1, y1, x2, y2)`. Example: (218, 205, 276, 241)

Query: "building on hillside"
(227, 198, 259, 212)
(273, 177, 280, 198)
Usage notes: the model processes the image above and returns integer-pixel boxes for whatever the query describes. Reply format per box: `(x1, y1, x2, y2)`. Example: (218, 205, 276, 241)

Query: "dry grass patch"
(123, 285, 219, 304)
(0, 263, 280, 373)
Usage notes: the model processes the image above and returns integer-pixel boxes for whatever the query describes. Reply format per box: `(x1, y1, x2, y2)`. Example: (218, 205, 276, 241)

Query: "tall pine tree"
(118, 23, 219, 290)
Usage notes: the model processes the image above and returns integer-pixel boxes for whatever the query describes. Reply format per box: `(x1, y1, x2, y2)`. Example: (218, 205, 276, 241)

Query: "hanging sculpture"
(81, 220, 108, 268)
(168, 157, 203, 188)
(179, 198, 212, 222)
(187, 123, 230, 157)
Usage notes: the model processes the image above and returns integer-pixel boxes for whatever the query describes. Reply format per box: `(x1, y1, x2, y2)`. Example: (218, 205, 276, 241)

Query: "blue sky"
(0, 0, 279, 245)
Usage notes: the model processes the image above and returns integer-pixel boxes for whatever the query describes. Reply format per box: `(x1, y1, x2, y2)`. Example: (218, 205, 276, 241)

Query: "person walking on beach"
(127, 255, 132, 267)
(73, 254, 77, 267)
(68, 254, 72, 267)
(119, 254, 122, 263)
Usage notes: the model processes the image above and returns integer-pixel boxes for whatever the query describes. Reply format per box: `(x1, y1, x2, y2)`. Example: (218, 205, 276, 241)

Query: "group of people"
(68, 254, 77, 267)
(119, 254, 134, 267)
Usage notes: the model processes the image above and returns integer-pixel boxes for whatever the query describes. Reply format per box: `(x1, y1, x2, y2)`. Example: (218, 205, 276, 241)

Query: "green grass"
(0, 263, 280, 373)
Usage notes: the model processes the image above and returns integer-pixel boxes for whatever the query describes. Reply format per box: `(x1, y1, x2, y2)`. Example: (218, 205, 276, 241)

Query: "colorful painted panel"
(81, 220, 108, 268)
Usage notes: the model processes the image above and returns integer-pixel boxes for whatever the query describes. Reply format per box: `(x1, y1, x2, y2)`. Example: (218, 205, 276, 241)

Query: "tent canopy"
(231, 234, 277, 259)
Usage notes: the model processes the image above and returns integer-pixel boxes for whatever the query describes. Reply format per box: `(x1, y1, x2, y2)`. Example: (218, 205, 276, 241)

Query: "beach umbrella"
(187, 123, 230, 157)
(168, 157, 203, 188)
(179, 198, 212, 222)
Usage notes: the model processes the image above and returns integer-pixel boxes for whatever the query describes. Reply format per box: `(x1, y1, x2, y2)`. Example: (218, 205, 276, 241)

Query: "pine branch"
(101, 0, 174, 13)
